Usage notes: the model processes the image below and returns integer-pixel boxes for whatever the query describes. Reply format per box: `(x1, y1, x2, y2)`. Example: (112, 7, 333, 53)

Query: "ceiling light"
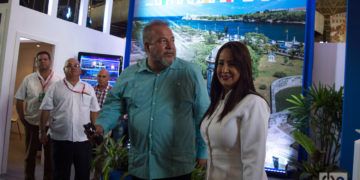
(20, 37, 31, 41)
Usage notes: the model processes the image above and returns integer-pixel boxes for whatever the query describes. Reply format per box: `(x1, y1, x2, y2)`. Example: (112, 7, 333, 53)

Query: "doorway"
(5, 37, 54, 179)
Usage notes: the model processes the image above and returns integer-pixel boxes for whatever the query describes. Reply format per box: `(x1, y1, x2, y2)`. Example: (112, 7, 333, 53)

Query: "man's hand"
(39, 132, 48, 145)
(196, 158, 207, 168)
(16, 100, 28, 128)
(84, 123, 104, 145)
(94, 124, 104, 135)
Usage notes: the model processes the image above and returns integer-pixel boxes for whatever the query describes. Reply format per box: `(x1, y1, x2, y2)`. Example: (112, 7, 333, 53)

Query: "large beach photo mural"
(130, 0, 306, 173)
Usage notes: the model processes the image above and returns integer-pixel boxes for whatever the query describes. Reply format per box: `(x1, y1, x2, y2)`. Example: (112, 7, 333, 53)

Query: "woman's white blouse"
(200, 93, 270, 180)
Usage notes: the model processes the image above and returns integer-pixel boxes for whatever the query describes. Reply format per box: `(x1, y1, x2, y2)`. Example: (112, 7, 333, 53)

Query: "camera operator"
(39, 58, 100, 180)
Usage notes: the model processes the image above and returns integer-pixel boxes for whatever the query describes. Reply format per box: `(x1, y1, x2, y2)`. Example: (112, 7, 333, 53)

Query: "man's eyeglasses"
(66, 64, 80, 68)
(97, 75, 107, 78)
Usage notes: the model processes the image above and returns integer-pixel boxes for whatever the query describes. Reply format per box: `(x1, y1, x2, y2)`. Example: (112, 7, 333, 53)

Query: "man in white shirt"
(15, 51, 61, 180)
(39, 58, 100, 180)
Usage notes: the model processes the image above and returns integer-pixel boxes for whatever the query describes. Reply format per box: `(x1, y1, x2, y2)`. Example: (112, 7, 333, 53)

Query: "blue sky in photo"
(135, 0, 306, 17)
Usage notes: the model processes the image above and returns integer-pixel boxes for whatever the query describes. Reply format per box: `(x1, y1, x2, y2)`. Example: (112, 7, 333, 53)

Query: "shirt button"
(152, 102, 155, 105)
(151, 117, 153, 121)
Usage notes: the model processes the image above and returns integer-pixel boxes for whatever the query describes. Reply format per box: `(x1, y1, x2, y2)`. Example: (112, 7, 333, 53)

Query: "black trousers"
(132, 173, 191, 180)
(52, 140, 92, 180)
(24, 122, 52, 180)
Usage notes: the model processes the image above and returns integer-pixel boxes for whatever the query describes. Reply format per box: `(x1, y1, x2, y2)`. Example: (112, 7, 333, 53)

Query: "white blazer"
(201, 93, 270, 180)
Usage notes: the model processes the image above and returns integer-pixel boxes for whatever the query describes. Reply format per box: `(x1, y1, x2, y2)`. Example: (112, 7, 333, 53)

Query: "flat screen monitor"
(78, 52, 123, 87)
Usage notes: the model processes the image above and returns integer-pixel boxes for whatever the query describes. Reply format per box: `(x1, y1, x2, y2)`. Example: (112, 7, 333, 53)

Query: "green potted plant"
(191, 166, 206, 180)
(92, 134, 130, 180)
(286, 83, 344, 179)
(92, 132, 206, 180)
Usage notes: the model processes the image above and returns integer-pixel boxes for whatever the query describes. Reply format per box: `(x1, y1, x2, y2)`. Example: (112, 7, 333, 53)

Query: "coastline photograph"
(130, 0, 307, 173)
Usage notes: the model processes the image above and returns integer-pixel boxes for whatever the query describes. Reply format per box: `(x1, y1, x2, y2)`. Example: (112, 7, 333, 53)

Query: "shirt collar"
(95, 84, 112, 91)
(137, 58, 181, 73)
(36, 70, 53, 81)
(64, 78, 83, 88)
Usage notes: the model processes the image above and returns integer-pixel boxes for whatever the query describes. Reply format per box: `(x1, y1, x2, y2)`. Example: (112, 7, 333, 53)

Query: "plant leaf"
(292, 130, 317, 155)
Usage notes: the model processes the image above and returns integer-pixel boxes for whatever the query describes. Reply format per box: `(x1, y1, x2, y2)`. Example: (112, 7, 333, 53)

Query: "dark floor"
(0, 127, 293, 180)
(0, 130, 45, 180)
(0, 128, 79, 180)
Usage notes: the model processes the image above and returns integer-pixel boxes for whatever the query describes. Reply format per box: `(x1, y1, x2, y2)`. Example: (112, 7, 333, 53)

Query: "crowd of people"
(15, 20, 269, 180)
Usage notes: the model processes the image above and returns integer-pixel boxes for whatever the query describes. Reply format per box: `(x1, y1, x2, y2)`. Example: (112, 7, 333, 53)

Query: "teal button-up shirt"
(96, 58, 210, 179)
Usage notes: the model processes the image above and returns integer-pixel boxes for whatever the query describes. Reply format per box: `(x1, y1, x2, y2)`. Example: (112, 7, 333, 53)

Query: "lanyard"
(63, 79, 87, 95)
(37, 71, 54, 92)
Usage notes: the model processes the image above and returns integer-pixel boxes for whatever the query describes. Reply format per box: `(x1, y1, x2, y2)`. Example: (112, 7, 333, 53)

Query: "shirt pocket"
(172, 81, 194, 110)
(82, 94, 92, 106)
(124, 83, 147, 109)
(26, 85, 41, 99)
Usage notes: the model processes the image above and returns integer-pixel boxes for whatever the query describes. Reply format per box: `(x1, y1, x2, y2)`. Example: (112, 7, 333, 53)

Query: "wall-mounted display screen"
(78, 52, 123, 87)
(130, 0, 307, 175)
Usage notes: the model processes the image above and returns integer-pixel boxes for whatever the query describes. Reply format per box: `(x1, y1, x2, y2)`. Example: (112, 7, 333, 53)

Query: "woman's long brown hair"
(204, 41, 266, 121)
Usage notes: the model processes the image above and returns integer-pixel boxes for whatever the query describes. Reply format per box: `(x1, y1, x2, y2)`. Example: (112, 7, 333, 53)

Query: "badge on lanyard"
(38, 71, 54, 103)
(38, 92, 45, 103)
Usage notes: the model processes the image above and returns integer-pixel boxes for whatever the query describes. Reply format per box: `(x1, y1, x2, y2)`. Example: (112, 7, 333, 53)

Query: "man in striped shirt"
(93, 69, 112, 108)
(92, 69, 113, 180)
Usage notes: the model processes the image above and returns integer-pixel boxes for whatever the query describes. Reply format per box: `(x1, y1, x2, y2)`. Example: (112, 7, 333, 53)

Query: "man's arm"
(90, 111, 98, 124)
(15, 99, 27, 126)
(39, 110, 50, 144)
(95, 74, 128, 135)
(191, 65, 210, 164)
(38, 83, 56, 144)
(95, 90, 123, 135)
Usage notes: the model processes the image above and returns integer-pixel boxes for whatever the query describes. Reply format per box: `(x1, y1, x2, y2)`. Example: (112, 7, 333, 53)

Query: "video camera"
(83, 122, 103, 145)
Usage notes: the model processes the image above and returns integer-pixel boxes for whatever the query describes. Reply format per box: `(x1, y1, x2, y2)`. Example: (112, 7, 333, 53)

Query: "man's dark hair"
(36, 51, 51, 61)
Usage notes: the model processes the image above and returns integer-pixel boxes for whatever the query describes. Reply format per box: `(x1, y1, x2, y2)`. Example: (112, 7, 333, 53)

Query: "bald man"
(92, 69, 113, 180)
(93, 69, 112, 108)
(39, 58, 100, 180)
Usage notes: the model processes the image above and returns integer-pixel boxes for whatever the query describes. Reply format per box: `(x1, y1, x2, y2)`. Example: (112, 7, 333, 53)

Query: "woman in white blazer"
(201, 41, 270, 180)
